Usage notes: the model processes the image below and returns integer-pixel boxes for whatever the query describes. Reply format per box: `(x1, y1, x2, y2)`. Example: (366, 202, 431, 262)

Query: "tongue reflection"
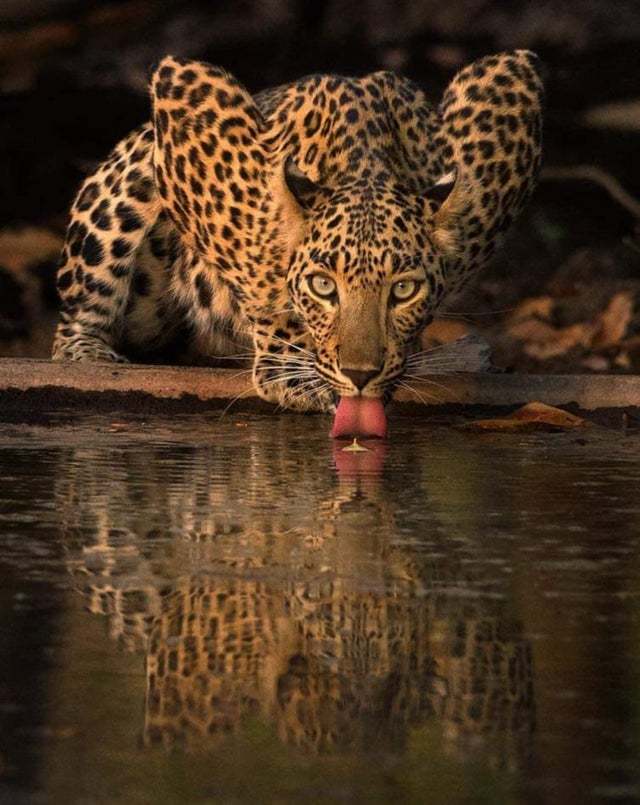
(331, 396, 387, 439)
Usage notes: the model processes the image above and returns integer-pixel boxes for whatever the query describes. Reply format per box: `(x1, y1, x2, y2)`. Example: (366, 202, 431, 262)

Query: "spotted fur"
(52, 51, 543, 409)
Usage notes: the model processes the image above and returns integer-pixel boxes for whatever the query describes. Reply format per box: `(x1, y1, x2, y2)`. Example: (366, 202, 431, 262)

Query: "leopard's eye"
(391, 279, 420, 302)
(308, 273, 337, 299)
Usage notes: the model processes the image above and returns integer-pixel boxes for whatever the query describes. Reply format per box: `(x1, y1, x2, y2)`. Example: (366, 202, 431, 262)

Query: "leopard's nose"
(342, 367, 380, 390)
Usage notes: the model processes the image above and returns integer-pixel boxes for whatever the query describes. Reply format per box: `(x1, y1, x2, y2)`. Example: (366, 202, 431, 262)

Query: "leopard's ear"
(433, 50, 544, 266)
(424, 169, 457, 207)
(151, 56, 268, 271)
(284, 156, 321, 209)
(426, 168, 467, 256)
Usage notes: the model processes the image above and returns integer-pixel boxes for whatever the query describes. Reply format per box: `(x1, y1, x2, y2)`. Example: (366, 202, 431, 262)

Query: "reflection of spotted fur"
(141, 576, 532, 762)
(53, 52, 543, 410)
(58, 435, 534, 766)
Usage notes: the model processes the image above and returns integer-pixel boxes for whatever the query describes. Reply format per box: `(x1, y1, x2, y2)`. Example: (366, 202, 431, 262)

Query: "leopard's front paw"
(52, 334, 129, 364)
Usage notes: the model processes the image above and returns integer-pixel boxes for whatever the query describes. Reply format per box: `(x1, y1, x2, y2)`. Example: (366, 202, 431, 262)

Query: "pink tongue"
(331, 397, 387, 439)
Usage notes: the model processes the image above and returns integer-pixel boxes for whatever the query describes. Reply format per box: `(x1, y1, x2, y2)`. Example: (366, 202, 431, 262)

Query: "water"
(0, 410, 639, 804)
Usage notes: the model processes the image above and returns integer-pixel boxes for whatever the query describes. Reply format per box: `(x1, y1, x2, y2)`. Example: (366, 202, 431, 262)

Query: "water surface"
(0, 410, 639, 803)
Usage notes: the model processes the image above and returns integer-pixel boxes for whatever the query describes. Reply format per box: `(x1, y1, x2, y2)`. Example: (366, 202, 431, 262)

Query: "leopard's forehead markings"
(295, 170, 434, 288)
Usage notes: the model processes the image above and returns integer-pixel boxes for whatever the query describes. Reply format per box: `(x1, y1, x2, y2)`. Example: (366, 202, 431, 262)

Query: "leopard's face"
(286, 178, 449, 401)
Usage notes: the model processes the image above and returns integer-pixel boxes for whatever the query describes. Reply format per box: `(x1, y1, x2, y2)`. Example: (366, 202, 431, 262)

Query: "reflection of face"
(57, 422, 534, 764)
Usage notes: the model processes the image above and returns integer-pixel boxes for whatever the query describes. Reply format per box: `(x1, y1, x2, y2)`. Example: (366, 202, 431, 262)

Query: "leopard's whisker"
(401, 375, 453, 398)
(215, 367, 256, 385)
(396, 379, 442, 405)
(285, 388, 331, 412)
(396, 379, 432, 405)
(268, 332, 314, 357)
(406, 354, 474, 366)
(258, 370, 318, 389)
(282, 378, 331, 411)
(208, 354, 255, 362)
(285, 376, 329, 398)
(406, 361, 468, 370)
(406, 354, 461, 369)
(439, 305, 516, 318)
(265, 307, 297, 316)
(404, 360, 475, 374)
(275, 379, 317, 413)
(217, 386, 257, 421)
(404, 370, 459, 379)
(257, 366, 317, 383)
(259, 354, 313, 366)
(406, 342, 469, 362)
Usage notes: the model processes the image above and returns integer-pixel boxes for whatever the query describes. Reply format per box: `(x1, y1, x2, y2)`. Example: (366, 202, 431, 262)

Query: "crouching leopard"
(52, 51, 543, 412)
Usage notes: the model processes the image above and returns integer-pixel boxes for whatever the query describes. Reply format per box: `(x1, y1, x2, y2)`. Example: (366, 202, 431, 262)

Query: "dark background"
(1, 0, 639, 370)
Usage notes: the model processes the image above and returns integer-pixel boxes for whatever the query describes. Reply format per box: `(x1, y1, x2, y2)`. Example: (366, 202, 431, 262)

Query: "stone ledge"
(0, 358, 638, 413)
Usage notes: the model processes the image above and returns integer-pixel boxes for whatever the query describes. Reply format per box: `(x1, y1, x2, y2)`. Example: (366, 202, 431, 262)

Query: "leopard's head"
(283, 161, 458, 403)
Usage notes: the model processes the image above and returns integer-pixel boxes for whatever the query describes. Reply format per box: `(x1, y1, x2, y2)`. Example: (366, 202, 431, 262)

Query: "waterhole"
(0, 411, 639, 803)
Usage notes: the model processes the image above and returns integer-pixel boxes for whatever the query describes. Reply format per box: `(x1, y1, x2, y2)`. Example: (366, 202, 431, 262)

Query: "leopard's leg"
(52, 125, 161, 363)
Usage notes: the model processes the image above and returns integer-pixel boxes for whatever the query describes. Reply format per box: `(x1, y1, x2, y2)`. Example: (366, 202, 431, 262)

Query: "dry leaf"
(504, 291, 636, 363)
(0, 227, 62, 272)
(507, 316, 558, 342)
(523, 323, 593, 360)
(614, 351, 632, 369)
(421, 318, 470, 345)
(508, 296, 554, 322)
(591, 291, 634, 349)
(463, 401, 587, 433)
(581, 355, 610, 372)
(506, 298, 595, 360)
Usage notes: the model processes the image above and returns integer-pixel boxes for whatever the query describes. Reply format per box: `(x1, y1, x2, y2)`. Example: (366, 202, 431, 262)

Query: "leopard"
(52, 50, 543, 411)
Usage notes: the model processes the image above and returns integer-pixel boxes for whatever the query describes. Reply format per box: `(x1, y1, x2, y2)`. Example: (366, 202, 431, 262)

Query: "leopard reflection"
(57, 433, 534, 766)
